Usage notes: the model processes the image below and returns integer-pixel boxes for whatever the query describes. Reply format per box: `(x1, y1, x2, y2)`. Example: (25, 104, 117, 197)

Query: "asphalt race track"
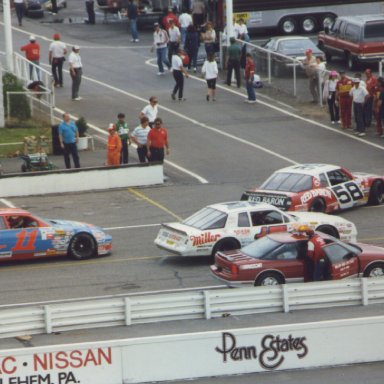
(1, 1, 384, 382)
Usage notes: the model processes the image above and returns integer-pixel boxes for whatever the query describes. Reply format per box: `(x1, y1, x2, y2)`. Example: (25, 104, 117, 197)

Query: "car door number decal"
(331, 182, 363, 204)
(11, 229, 38, 252)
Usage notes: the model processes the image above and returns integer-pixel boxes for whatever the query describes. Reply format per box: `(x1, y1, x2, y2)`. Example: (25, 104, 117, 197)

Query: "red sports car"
(210, 229, 384, 286)
(241, 163, 384, 213)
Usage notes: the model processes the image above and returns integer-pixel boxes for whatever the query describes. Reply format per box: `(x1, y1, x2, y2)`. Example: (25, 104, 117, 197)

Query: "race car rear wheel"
(212, 238, 240, 257)
(364, 263, 384, 278)
(316, 225, 339, 238)
(309, 198, 326, 213)
(367, 180, 384, 206)
(69, 233, 97, 260)
(254, 272, 284, 286)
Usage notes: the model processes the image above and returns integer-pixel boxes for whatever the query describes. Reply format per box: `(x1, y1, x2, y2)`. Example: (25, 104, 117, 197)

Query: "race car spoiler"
(241, 191, 291, 210)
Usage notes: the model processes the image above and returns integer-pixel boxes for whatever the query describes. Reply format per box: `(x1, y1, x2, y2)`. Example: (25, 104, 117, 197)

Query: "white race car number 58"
(331, 182, 364, 208)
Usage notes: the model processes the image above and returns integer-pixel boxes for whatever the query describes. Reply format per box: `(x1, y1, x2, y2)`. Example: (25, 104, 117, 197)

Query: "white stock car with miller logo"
(241, 163, 384, 213)
(154, 201, 357, 257)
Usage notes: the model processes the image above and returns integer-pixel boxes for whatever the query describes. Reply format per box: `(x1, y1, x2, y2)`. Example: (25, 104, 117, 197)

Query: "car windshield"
(241, 236, 282, 259)
(260, 172, 313, 192)
(182, 207, 227, 230)
(364, 22, 384, 41)
(279, 39, 314, 51)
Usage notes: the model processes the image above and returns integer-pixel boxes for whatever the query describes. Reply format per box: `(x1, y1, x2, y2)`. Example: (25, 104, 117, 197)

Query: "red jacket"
(162, 12, 180, 30)
(21, 42, 40, 61)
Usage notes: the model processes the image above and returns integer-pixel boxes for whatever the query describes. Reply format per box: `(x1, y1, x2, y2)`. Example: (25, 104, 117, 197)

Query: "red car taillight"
(231, 264, 239, 275)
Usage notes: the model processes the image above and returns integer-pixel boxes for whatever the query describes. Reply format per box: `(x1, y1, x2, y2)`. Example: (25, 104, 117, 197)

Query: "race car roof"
(0, 208, 31, 216)
(274, 163, 339, 176)
(208, 201, 280, 213)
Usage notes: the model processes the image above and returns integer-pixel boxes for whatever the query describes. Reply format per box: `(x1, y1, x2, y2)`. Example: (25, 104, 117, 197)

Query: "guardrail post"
(203, 290, 211, 320)
(124, 297, 132, 326)
(44, 305, 52, 334)
(293, 64, 297, 97)
(282, 285, 289, 313)
(361, 278, 369, 306)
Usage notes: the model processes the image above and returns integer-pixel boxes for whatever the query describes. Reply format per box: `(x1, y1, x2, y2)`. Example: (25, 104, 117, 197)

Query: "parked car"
(0, 208, 112, 261)
(210, 228, 384, 287)
(154, 201, 357, 257)
(318, 15, 384, 70)
(257, 36, 326, 77)
(241, 163, 384, 213)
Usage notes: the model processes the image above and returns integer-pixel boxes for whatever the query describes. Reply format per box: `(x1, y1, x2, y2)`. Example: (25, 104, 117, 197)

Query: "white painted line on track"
(0, 199, 16, 208)
(104, 223, 160, 230)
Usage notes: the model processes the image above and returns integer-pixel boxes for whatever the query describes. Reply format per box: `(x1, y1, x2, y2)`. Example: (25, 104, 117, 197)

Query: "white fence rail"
(0, 277, 384, 339)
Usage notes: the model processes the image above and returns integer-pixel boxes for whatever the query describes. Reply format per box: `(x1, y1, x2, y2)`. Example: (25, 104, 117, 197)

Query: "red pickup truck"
(318, 15, 384, 70)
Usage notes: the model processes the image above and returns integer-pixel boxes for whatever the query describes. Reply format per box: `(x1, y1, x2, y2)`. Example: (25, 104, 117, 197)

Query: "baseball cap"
(108, 123, 115, 131)
(154, 22, 159, 27)
(352, 78, 361, 83)
(73, 45, 80, 50)
(305, 48, 312, 54)
(53, 33, 61, 40)
(330, 70, 338, 77)
(29, 35, 36, 41)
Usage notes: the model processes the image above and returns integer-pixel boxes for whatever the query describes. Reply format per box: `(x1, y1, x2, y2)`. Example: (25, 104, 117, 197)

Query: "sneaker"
(157, 72, 165, 75)
(337, 120, 341, 124)
(171, 93, 176, 100)
(353, 131, 359, 135)
(178, 98, 186, 101)
(72, 97, 82, 101)
(134, 39, 140, 42)
(247, 100, 257, 104)
(193, 67, 197, 73)
(331, 121, 335, 124)
(358, 132, 366, 137)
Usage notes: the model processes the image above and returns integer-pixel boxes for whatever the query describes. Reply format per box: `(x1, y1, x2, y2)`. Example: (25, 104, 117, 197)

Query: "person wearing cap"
(130, 116, 151, 163)
(68, 46, 83, 101)
(302, 48, 319, 103)
(49, 33, 67, 87)
(364, 68, 377, 128)
(171, 48, 189, 101)
(162, 7, 180, 30)
(20, 36, 41, 80)
(13, 0, 24, 26)
(115, 113, 130, 164)
(59, 113, 81, 169)
(140, 96, 159, 127)
(336, 72, 353, 130)
(349, 78, 369, 137)
(107, 124, 122, 166)
(323, 71, 340, 124)
(151, 22, 170, 75)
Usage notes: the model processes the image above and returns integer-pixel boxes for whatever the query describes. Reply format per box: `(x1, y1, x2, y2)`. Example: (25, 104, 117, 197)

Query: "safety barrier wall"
(0, 163, 163, 198)
(1, 315, 384, 383)
(0, 278, 383, 339)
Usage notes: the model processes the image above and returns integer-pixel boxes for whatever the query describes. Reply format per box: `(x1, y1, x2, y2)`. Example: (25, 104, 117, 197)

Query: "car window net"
(261, 172, 312, 192)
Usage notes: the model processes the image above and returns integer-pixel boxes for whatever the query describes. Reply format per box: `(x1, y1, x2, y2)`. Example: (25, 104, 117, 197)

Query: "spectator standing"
(168, 19, 181, 65)
(349, 78, 369, 137)
(302, 49, 319, 103)
(184, 24, 199, 72)
(147, 117, 169, 163)
(226, 37, 241, 88)
(140, 96, 159, 128)
(127, 0, 140, 42)
(171, 49, 189, 101)
(51, 0, 58, 14)
(162, 7, 180, 30)
(244, 53, 256, 103)
(237, 18, 250, 42)
(178, 9, 193, 46)
(364, 68, 377, 127)
(130, 117, 151, 163)
(14, 0, 24, 26)
(151, 22, 170, 75)
(322, 71, 340, 124)
(20, 36, 41, 80)
(202, 53, 218, 101)
(202, 21, 216, 56)
(191, 0, 205, 29)
(107, 124, 122, 166)
(58, 113, 80, 169)
(68, 46, 83, 101)
(336, 72, 353, 130)
(373, 79, 384, 137)
(49, 33, 67, 87)
(115, 113, 130, 164)
(316, 56, 327, 87)
(85, 0, 96, 24)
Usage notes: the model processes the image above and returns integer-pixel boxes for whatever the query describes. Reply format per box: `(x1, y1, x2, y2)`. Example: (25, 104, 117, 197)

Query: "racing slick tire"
(316, 225, 339, 238)
(367, 180, 384, 206)
(309, 198, 326, 213)
(254, 272, 284, 286)
(69, 233, 97, 260)
(363, 263, 384, 278)
(211, 238, 240, 257)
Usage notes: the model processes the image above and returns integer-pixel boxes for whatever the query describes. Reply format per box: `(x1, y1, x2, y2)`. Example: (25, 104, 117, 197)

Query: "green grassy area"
(0, 126, 52, 157)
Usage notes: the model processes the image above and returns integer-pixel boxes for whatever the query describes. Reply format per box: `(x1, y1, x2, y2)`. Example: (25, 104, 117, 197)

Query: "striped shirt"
(131, 125, 151, 145)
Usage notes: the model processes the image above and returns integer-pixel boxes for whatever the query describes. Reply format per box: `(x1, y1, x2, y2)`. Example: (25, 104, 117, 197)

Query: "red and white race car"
(241, 163, 384, 213)
(154, 201, 357, 257)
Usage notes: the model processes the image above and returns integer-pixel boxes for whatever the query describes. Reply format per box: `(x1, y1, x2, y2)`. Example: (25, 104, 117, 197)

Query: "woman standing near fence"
(323, 71, 340, 124)
(202, 21, 216, 57)
(202, 53, 218, 101)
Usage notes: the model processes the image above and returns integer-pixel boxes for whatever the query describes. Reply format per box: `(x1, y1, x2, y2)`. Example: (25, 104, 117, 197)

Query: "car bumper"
(154, 239, 210, 257)
(210, 265, 253, 287)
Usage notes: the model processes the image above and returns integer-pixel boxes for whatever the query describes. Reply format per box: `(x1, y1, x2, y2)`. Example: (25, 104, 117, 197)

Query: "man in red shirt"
(162, 8, 180, 30)
(364, 68, 377, 128)
(146, 117, 169, 163)
(20, 36, 41, 80)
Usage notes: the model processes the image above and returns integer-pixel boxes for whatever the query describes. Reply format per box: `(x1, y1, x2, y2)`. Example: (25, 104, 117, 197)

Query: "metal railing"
(0, 277, 383, 339)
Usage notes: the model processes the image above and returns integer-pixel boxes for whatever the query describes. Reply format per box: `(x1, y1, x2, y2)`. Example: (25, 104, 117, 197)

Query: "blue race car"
(0, 208, 112, 261)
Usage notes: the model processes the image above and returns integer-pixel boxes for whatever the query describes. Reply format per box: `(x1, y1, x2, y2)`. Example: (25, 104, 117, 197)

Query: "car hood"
(279, 48, 324, 59)
(288, 211, 351, 224)
(356, 242, 384, 256)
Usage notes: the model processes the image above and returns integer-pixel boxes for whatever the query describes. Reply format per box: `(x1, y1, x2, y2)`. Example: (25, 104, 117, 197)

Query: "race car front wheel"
(316, 225, 339, 239)
(69, 233, 97, 260)
(211, 238, 240, 257)
(255, 272, 284, 286)
(368, 180, 384, 206)
(309, 198, 326, 213)
(364, 263, 384, 278)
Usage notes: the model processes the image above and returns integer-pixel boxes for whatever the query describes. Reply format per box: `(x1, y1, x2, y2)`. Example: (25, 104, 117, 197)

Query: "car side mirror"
(324, 26, 330, 34)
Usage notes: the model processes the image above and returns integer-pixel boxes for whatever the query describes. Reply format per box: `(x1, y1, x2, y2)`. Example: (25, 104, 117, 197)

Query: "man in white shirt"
(49, 33, 67, 87)
(171, 49, 189, 101)
(139, 96, 159, 127)
(151, 22, 170, 75)
(68, 46, 83, 101)
(349, 78, 369, 136)
(168, 19, 181, 66)
(130, 117, 151, 163)
(178, 9, 193, 46)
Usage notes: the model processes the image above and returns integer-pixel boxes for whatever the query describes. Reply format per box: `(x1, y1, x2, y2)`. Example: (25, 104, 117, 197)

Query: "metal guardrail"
(0, 278, 383, 339)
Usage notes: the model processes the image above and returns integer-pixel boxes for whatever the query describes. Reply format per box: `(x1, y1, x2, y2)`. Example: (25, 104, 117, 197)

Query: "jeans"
(120, 139, 129, 164)
(149, 147, 165, 163)
(172, 70, 184, 99)
(86, 1, 95, 24)
(363, 96, 373, 127)
(130, 18, 138, 40)
(186, 49, 198, 69)
(63, 142, 80, 169)
(246, 80, 256, 101)
(353, 102, 365, 133)
(71, 68, 82, 99)
(52, 57, 64, 86)
(156, 47, 170, 73)
(15, 3, 23, 25)
(136, 146, 148, 163)
(29, 61, 40, 81)
(327, 92, 339, 122)
(180, 27, 187, 46)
